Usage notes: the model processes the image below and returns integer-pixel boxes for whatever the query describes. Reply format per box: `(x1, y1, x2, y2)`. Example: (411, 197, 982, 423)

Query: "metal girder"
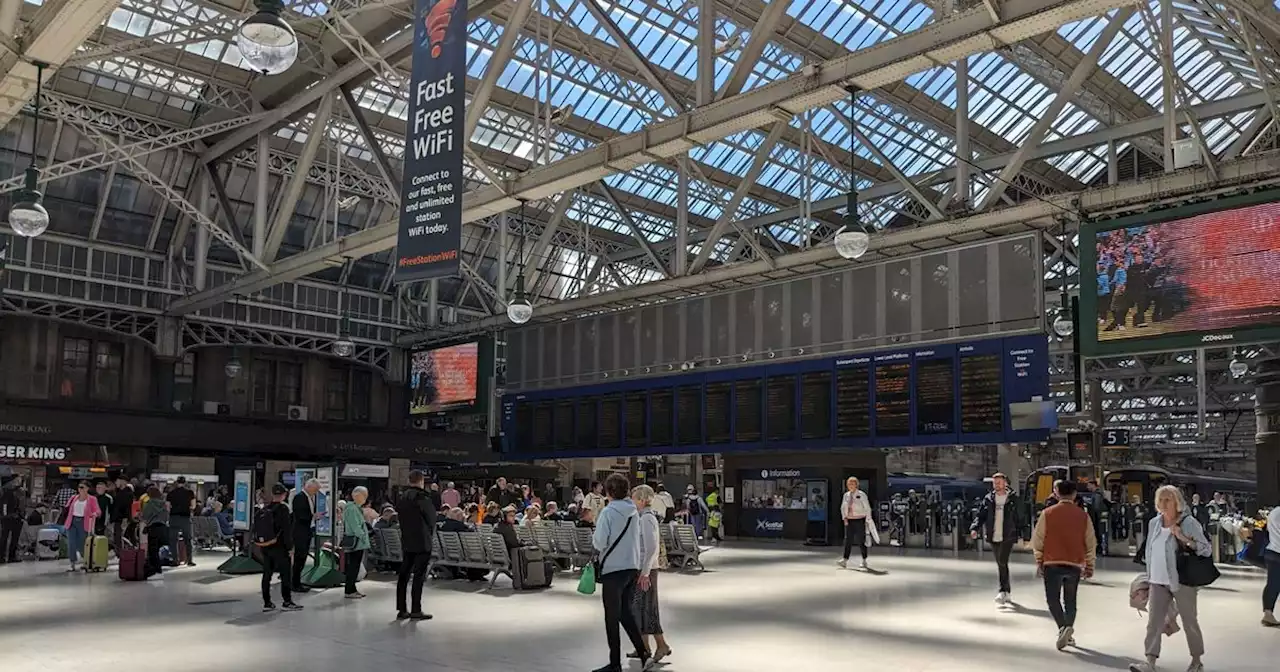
(979, 7, 1132, 210)
(263, 93, 335, 262)
(43, 93, 269, 272)
(597, 183, 670, 278)
(401, 151, 1280, 345)
(168, 0, 1140, 316)
(716, 0, 791, 101)
(523, 192, 575, 292)
(0, 0, 123, 127)
(577, 0, 684, 113)
(63, 16, 237, 68)
(467, 0, 535, 138)
(689, 122, 787, 273)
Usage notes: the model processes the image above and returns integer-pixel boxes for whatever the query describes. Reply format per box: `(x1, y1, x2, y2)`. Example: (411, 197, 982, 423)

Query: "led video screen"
(1083, 193, 1280, 355)
(409, 341, 479, 414)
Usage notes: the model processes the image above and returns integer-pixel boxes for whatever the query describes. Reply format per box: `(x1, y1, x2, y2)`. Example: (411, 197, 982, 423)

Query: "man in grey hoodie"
(591, 473, 652, 672)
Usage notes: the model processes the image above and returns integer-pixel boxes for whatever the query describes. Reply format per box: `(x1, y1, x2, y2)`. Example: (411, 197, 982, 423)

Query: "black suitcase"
(513, 546, 553, 590)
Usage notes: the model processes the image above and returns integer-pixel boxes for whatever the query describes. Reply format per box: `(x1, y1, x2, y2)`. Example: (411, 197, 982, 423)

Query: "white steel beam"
(578, 0, 685, 113)
(405, 152, 1280, 344)
(697, 0, 716, 106)
(0, 0, 123, 127)
(689, 122, 787, 274)
(977, 7, 1132, 210)
(836, 102, 947, 220)
(523, 192, 575, 291)
(598, 183, 670, 277)
(166, 0, 1138, 315)
(467, 0, 536, 137)
(716, 0, 791, 100)
(262, 93, 335, 262)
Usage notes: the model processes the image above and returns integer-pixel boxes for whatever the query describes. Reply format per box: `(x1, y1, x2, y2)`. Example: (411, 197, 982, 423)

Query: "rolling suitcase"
(513, 546, 553, 590)
(118, 547, 147, 581)
(83, 535, 110, 572)
(36, 527, 61, 560)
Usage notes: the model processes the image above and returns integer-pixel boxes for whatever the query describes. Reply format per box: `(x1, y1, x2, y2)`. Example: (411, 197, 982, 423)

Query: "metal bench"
(672, 523, 704, 571)
(481, 533, 515, 589)
(369, 528, 403, 570)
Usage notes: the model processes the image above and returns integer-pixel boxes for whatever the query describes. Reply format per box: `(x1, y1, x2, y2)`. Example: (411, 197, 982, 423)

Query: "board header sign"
(395, 0, 467, 283)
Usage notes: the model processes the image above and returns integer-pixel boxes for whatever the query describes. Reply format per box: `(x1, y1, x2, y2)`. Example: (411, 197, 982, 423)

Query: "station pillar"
(1255, 357, 1280, 509)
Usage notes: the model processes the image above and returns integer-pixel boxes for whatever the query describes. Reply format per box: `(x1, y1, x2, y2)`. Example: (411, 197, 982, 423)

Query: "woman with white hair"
(340, 486, 371, 599)
(628, 484, 672, 664)
(1129, 485, 1212, 672)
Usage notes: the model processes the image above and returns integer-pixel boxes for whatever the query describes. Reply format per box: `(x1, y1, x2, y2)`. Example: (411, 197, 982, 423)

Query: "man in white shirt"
(650, 482, 673, 522)
(838, 476, 873, 570)
(970, 472, 1024, 605)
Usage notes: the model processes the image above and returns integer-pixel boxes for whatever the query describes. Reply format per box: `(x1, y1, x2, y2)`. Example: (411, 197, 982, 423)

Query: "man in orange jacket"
(1032, 479, 1097, 652)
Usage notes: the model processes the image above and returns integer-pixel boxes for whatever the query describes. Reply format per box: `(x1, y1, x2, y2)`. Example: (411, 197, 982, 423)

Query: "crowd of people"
(1095, 226, 1187, 332)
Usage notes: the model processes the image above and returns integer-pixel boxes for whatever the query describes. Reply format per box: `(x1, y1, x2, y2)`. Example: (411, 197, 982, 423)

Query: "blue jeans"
(67, 518, 87, 565)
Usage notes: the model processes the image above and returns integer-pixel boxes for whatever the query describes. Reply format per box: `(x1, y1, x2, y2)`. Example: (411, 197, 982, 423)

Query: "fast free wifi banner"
(396, 0, 467, 283)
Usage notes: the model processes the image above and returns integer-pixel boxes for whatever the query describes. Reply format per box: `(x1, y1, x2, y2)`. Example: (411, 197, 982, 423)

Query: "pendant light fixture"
(10, 62, 50, 239)
(833, 87, 868, 260)
(225, 294, 244, 378)
(331, 281, 355, 358)
(1051, 217, 1075, 338)
(236, 0, 299, 76)
(506, 200, 533, 325)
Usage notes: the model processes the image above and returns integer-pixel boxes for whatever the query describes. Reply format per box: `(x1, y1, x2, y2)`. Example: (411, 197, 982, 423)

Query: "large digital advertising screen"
(409, 341, 479, 414)
(1081, 191, 1280, 356)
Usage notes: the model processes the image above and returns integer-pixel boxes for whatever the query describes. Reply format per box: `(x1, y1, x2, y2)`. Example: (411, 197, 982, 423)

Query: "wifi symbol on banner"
(426, 0, 458, 58)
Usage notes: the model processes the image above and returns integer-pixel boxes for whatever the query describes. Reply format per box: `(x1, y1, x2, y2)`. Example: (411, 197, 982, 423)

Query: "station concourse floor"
(0, 544, 1275, 672)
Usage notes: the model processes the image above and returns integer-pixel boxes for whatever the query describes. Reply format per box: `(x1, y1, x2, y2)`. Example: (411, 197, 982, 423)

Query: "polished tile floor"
(0, 544, 1274, 671)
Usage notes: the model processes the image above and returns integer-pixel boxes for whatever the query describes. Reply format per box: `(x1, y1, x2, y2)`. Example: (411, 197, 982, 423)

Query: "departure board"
(735, 379, 763, 442)
(960, 354, 1002, 433)
(835, 365, 871, 438)
(553, 400, 575, 450)
(576, 397, 597, 449)
(515, 403, 534, 452)
(532, 402, 554, 450)
(624, 392, 647, 448)
(651, 389, 674, 446)
(766, 376, 796, 441)
(915, 358, 955, 435)
(676, 385, 702, 445)
(799, 371, 832, 439)
(874, 363, 911, 436)
(705, 382, 731, 444)
(598, 395, 621, 450)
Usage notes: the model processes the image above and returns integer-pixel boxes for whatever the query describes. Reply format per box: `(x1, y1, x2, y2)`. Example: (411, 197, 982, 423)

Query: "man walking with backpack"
(257, 484, 302, 612)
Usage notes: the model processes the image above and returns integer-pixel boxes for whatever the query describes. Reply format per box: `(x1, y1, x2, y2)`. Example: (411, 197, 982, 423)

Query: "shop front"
(722, 450, 887, 542)
(0, 442, 146, 499)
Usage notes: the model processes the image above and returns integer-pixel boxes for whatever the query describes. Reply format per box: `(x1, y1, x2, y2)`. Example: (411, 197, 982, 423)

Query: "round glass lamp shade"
(507, 298, 533, 325)
(331, 337, 355, 358)
(9, 199, 49, 238)
(1229, 358, 1248, 378)
(1052, 311, 1075, 338)
(833, 229, 870, 260)
(236, 11, 299, 75)
(224, 358, 243, 378)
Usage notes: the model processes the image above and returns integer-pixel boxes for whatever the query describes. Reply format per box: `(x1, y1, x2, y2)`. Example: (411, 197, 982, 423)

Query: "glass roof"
(30, 0, 1275, 301)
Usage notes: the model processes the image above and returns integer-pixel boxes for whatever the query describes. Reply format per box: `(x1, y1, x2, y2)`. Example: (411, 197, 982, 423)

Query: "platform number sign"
(1101, 428, 1131, 448)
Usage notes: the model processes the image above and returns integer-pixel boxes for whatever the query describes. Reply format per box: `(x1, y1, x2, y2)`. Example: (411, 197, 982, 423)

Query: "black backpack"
(253, 505, 280, 547)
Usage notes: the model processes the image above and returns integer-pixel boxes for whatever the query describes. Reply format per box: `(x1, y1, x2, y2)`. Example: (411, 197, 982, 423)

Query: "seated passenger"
(576, 507, 596, 529)
(564, 503, 580, 521)
(440, 507, 472, 533)
(212, 501, 235, 537)
(482, 502, 501, 525)
(545, 501, 568, 522)
(521, 504, 542, 527)
(495, 505, 523, 550)
(465, 502, 480, 525)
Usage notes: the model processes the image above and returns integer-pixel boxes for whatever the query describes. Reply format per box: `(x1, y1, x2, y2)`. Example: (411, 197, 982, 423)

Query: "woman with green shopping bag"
(586, 474, 651, 672)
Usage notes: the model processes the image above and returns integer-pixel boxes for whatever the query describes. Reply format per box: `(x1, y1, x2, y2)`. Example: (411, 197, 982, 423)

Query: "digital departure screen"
(916, 357, 955, 435)
(553, 399, 574, 450)
(531, 402, 553, 451)
(576, 397, 597, 449)
(799, 371, 831, 439)
(705, 382, 731, 444)
(677, 385, 702, 445)
(624, 392, 647, 448)
(766, 376, 796, 441)
(874, 363, 911, 436)
(960, 354, 1002, 433)
(598, 395, 621, 450)
(735, 379, 763, 443)
(835, 365, 871, 438)
(515, 403, 534, 453)
(650, 389, 673, 446)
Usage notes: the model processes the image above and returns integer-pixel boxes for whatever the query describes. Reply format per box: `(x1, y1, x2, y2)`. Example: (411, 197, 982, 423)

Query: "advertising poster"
(232, 469, 254, 531)
(394, 0, 467, 282)
(1094, 200, 1280, 341)
(409, 341, 479, 414)
(746, 508, 785, 538)
(806, 479, 828, 522)
(314, 466, 335, 537)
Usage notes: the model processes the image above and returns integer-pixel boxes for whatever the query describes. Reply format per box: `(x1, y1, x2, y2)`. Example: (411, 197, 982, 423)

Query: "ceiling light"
(9, 63, 49, 239)
(225, 351, 243, 378)
(236, 0, 299, 76)
(1052, 307, 1074, 338)
(833, 225, 869, 260)
(1229, 351, 1248, 378)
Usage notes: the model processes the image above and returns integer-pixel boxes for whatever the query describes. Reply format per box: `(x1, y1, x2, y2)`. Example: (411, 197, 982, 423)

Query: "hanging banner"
(394, 0, 467, 283)
(233, 469, 254, 532)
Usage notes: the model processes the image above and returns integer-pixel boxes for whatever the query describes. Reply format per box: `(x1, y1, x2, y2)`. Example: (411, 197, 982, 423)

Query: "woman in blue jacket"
(591, 473, 651, 672)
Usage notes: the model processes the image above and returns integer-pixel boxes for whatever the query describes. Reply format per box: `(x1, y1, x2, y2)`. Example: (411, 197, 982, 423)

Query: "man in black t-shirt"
(166, 477, 196, 566)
